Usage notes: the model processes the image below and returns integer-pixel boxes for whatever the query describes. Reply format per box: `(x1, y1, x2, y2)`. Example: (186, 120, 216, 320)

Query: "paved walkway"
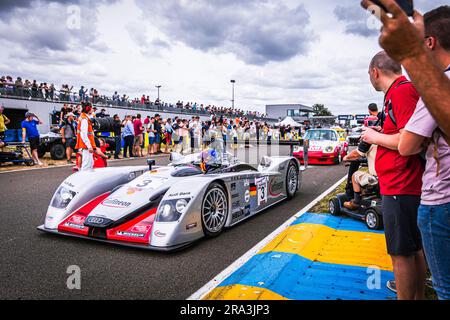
(205, 213, 396, 300)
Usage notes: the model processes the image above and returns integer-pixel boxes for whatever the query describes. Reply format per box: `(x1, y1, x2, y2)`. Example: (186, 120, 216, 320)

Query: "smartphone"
(371, 0, 414, 16)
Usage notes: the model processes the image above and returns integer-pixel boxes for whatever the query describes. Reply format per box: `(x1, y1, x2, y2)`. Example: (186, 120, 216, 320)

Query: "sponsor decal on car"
(116, 231, 146, 238)
(64, 222, 86, 230)
(64, 181, 75, 188)
(269, 179, 284, 197)
(154, 230, 167, 238)
(309, 145, 322, 152)
(244, 205, 251, 217)
(244, 190, 250, 203)
(101, 199, 132, 208)
(126, 187, 144, 195)
(131, 225, 152, 233)
(186, 223, 197, 230)
(256, 177, 268, 206)
(167, 192, 191, 199)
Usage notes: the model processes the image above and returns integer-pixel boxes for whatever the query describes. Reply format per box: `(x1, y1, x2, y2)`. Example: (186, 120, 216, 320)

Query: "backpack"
(385, 80, 427, 165)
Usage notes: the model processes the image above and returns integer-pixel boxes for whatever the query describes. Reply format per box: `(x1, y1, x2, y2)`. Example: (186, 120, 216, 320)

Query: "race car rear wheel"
(334, 150, 342, 165)
(201, 182, 228, 237)
(286, 161, 299, 199)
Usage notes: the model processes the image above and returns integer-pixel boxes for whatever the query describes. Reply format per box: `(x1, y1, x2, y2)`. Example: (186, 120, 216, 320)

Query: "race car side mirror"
(147, 159, 156, 171)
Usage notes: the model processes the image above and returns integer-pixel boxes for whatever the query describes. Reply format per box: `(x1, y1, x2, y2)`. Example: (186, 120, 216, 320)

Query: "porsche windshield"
(305, 130, 338, 142)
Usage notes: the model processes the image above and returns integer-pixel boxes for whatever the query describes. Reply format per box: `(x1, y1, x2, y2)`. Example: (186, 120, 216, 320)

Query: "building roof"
(266, 104, 314, 112)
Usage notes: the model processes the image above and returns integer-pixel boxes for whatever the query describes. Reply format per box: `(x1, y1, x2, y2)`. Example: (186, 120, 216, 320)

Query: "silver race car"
(38, 150, 301, 251)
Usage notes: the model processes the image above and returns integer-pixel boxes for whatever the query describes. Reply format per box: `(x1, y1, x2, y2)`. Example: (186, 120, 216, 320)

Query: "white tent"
(277, 117, 303, 127)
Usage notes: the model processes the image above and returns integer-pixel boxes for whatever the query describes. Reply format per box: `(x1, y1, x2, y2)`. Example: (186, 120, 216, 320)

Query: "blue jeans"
(418, 203, 450, 300)
(114, 136, 121, 158)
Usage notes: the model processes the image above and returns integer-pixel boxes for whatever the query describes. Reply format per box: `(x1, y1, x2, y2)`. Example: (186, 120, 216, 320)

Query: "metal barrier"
(0, 82, 272, 121)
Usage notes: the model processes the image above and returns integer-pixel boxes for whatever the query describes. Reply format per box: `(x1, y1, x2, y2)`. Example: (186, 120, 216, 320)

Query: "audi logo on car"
(86, 217, 105, 225)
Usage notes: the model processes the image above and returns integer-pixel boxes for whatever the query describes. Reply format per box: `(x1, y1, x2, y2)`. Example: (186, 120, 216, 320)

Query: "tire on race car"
(334, 149, 342, 165)
(201, 182, 229, 238)
(286, 160, 299, 200)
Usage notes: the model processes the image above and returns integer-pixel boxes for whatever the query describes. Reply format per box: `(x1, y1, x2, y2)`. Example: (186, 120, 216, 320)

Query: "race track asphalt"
(0, 147, 348, 300)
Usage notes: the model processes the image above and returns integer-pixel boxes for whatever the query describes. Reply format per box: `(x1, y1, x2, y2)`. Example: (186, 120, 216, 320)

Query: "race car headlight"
(175, 199, 189, 213)
(156, 198, 191, 222)
(50, 187, 77, 209)
(323, 146, 335, 153)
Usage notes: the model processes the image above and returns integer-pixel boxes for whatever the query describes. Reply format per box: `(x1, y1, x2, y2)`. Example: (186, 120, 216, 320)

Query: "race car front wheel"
(201, 182, 229, 237)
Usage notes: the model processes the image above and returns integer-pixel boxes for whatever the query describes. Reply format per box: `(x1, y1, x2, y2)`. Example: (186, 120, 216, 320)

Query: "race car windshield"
(305, 130, 338, 142)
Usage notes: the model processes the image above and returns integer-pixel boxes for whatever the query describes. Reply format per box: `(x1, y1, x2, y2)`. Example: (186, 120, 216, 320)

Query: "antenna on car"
(147, 159, 156, 171)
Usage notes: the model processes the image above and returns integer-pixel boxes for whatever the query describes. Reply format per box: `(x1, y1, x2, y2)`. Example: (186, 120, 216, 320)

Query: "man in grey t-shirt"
(398, 6, 450, 300)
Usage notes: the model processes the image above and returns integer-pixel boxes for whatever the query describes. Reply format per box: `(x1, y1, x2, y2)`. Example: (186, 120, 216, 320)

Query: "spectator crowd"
(50, 103, 304, 163)
(0, 76, 267, 119)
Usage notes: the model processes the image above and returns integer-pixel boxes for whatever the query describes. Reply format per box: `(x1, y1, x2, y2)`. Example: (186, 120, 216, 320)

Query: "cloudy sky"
(0, 0, 447, 115)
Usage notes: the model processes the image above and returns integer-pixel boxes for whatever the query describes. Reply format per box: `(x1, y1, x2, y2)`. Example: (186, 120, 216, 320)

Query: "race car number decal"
(256, 177, 268, 206)
(136, 180, 153, 188)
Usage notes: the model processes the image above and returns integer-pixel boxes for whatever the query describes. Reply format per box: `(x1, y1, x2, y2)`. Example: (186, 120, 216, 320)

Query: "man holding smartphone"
(397, 6, 450, 300)
(361, 51, 426, 300)
(361, 0, 450, 137)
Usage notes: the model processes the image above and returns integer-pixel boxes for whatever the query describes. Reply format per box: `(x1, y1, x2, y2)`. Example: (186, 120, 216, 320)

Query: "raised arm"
(361, 0, 450, 136)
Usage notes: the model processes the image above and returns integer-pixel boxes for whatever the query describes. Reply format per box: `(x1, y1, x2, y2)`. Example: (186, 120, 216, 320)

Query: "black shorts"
(28, 137, 40, 151)
(64, 138, 74, 149)
(382, 195, 423, 256)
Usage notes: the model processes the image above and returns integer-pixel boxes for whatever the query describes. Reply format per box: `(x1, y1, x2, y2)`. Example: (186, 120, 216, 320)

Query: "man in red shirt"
(362, 51, 426, 300)
(133, 114, 144, 157)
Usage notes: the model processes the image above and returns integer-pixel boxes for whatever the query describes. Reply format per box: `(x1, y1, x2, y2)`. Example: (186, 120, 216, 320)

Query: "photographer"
(60, 112, 76, 164)
(361, 51, 426, 300)
(112, 114, 123, 160)
(398, 6, 450, 300)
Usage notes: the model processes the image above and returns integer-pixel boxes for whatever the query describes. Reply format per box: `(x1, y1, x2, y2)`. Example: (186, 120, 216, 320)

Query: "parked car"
(38, 131, 116, 161)
(347, 127, 363, 146)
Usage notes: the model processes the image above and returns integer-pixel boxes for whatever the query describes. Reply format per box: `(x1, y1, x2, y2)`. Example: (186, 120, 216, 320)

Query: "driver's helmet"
(200, 147, 224, 172)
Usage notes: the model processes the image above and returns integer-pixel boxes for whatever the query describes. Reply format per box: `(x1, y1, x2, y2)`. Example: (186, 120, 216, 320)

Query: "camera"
(91, 117, 115, 132)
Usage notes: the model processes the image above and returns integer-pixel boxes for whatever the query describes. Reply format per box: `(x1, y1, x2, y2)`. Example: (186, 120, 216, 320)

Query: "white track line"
(187, 174, 348, 300)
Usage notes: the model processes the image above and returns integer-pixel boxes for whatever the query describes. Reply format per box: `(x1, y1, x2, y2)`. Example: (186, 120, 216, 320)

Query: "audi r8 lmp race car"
(38, 150, 301, 251)
(293, 129, 349, 165)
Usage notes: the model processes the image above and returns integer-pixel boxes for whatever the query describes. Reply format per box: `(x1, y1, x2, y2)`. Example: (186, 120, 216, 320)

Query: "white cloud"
(0, 0, 448, 116)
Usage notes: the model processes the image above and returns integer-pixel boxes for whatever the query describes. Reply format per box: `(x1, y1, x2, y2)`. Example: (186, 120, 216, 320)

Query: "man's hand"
(361, 0, 426, 64)
(88, 148, 94, 154)
(361, 127, 380, 145)
(62, 138, 66, 144)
